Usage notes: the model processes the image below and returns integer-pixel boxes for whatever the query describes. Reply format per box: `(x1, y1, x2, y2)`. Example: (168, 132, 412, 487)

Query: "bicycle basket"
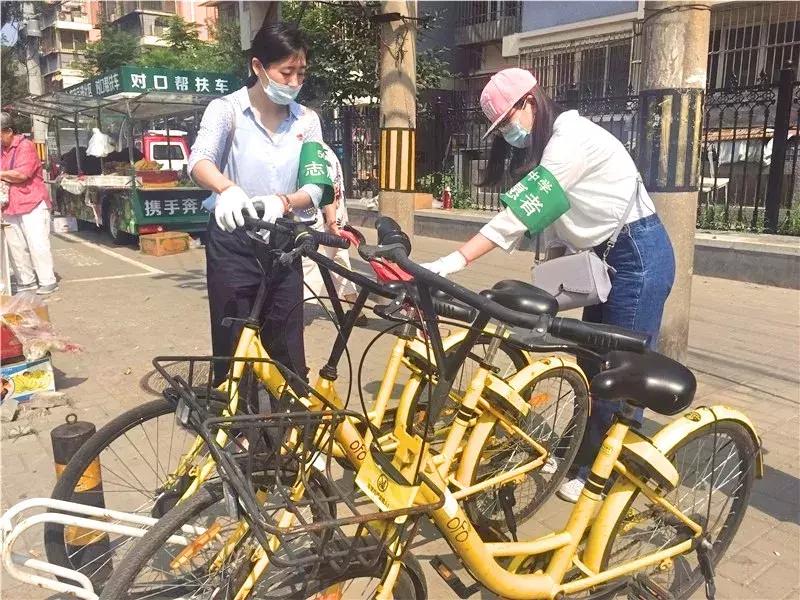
(152, 355, 336, 429)
(202, 409, 445, 585)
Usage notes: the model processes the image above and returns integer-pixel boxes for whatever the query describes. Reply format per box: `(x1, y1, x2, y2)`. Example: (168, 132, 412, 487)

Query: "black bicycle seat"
(591, 351, 696, 415)
(480, 279, 559, 318)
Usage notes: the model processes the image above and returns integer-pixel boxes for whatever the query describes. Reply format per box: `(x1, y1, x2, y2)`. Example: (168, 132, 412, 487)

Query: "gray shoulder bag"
(531, 177, 640, 311)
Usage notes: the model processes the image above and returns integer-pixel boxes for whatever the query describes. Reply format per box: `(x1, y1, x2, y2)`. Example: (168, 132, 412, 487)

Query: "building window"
(141, 13, 171, 37)
(708, 2, 800, 87)
(456, 1, 520, 27)
(59, 29, 87, 52)
(521, 37, 634, 100)
(766, 20, 800, 81)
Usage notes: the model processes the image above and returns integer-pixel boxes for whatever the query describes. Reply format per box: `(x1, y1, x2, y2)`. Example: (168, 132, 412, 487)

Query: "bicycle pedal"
(627, 574, 674, 600)
(430, 557, 482, 599)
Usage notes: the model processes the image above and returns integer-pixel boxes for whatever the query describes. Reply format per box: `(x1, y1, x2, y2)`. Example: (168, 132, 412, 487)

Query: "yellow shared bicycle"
(97, 221, 762, 600)
(45, 218, 589, 590)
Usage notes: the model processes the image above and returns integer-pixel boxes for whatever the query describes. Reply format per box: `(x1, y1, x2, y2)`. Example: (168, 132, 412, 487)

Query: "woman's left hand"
(251, 195, 286, 223)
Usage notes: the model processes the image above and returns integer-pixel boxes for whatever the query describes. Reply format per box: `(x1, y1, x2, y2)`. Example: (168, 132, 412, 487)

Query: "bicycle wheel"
(463, 366, 589, 532)
(45, 395, 217, 586)
(598, 420, 757, 598)
(99, 483, 427, 600)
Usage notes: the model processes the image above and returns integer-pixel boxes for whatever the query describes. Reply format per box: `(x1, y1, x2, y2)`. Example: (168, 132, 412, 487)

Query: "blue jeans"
(574, 214, 675, 477)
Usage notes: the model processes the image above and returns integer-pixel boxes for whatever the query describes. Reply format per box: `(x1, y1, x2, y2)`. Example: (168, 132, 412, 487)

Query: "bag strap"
(220, 97, 237, 174)
(603, 176, 640, 260)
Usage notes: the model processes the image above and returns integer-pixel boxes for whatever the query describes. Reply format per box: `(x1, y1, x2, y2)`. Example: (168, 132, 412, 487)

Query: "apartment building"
(38, 0, 222, 92)
(100, 1, 217, 46)
(39, 0, 101, 92)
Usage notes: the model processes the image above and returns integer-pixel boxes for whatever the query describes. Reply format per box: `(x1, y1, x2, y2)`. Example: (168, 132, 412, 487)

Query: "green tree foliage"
(1, 1, 38, 130)
(80, 23, 140, 76)
(81, 16, 245, 77)
(281, 1, 451, 108)
(1, 47, 27, 102)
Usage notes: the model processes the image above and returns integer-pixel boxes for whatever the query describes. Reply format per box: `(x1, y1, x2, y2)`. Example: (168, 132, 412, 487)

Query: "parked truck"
(10, 66, 240, 243)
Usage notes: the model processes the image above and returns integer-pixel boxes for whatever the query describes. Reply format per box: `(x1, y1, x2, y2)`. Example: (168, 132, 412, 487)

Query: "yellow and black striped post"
(380, 128, 416, 193)
(378, 0, 418, 235)
(51, 414, 113, 585)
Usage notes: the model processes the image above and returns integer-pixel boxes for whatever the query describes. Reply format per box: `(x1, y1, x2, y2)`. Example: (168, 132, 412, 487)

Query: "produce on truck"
(9, 66, 240, 244)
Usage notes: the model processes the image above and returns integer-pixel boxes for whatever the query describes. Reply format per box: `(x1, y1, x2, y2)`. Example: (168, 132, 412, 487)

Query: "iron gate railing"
(698, 68, 799, 234)
(324, 73, 798, 234)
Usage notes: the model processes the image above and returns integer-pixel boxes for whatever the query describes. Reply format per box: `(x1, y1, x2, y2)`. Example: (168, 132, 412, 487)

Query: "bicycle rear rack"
(0, 498, 207, 600)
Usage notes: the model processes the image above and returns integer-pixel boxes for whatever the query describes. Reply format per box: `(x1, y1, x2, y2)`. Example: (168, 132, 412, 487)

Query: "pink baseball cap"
(480, 68, 538, 139)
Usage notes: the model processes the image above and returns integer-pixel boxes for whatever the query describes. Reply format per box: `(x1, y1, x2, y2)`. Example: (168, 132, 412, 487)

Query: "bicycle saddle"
(591, 351, 696, 416)
(480, 279, 559, 318)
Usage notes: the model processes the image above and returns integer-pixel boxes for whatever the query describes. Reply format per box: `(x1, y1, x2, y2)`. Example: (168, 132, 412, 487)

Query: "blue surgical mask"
(503, 121, 530, 148)
(263, 74, 302, 105)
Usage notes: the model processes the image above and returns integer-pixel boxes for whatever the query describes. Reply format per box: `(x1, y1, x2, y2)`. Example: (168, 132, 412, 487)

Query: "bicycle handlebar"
(241, 216, 351, 250)
(367, 243, 649, 354)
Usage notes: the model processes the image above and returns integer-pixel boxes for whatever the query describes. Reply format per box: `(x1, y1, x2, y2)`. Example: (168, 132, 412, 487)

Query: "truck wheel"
(102, 200, 131, 245)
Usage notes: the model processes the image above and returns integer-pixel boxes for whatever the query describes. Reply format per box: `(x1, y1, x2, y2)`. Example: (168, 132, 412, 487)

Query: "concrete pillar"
(638, 1, 711, 362)
(23, 1, 47, 141)
(378, 1, 417, 236)
(239, 1, 279, 51)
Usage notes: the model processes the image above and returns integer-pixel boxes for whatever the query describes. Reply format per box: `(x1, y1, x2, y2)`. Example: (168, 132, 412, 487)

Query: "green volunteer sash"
(500, 165, 570, 234)
(297, 141, 335, 207)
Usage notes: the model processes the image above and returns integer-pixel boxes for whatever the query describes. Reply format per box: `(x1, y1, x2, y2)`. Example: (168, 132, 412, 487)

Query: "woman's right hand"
(215, 185, 257, 232)
(420, 251, 468, 277)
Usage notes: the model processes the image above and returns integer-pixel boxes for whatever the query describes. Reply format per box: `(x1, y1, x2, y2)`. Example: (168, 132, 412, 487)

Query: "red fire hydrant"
(441, 185, 453, 210)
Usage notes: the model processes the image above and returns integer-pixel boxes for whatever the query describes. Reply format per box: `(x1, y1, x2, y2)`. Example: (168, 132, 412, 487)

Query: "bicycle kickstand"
(696, 538, 717, 600)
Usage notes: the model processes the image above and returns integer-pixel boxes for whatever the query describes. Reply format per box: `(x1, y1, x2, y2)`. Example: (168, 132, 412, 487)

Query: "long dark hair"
(246, 22, 310, 88)
(481, 86, 565, 186)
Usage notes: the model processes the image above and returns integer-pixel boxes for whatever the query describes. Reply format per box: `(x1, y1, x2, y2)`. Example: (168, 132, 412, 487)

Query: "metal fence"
(324, 73, 799, 234)
(698, 70, 799, 234)
(321, 106, 380, 199)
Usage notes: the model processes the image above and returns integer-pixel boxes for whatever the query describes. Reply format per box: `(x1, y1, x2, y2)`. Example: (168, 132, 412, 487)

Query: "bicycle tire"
(45, 394, 223, 584)
(596, 420, 757, 598)
(463, 366, 589, 533)
(98, 482, 427, 600)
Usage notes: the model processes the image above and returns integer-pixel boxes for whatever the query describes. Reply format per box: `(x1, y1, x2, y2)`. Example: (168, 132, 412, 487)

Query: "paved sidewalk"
(0, 229, 797, 599)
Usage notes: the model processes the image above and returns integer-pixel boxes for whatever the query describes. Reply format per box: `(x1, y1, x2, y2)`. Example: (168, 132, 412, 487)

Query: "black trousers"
(205, 219, 307, 386)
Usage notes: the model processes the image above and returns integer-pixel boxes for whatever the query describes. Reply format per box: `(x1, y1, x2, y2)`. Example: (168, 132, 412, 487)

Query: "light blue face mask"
(263, 74, 302, 105)
(503, 121, 531, 148)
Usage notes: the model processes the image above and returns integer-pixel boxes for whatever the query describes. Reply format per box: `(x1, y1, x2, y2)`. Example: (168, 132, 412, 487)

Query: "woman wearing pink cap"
(422, 68, 675, 503)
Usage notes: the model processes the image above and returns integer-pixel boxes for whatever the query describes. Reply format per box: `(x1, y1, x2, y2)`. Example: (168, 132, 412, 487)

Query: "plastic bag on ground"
(1, 293, 82, 360)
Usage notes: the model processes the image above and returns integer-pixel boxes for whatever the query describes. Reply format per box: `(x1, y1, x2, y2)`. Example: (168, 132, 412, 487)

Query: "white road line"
(64, 273, 159, 283)
(55, 233, 164, 274)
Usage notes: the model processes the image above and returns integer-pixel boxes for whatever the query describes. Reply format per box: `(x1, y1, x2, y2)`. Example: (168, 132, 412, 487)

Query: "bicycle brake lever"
(357, 242, 407, 262)
(373, 289, 412, 322)
(278, 246, 305, 267)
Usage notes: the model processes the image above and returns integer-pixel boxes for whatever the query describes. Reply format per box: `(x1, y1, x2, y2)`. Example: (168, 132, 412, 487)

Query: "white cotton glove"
(249, 195, 287, 242)
(251, 195, 286, 224)
(420, 251, 468, 278)
(215, 185, 257, 232)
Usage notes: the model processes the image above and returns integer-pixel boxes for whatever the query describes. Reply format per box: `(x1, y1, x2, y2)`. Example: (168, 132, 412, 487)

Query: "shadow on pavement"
(53, 366, 87, 391)
(150, 269, 208, 293)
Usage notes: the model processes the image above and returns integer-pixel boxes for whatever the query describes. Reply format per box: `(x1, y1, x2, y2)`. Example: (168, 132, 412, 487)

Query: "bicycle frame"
(169, 245, 580, 504)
